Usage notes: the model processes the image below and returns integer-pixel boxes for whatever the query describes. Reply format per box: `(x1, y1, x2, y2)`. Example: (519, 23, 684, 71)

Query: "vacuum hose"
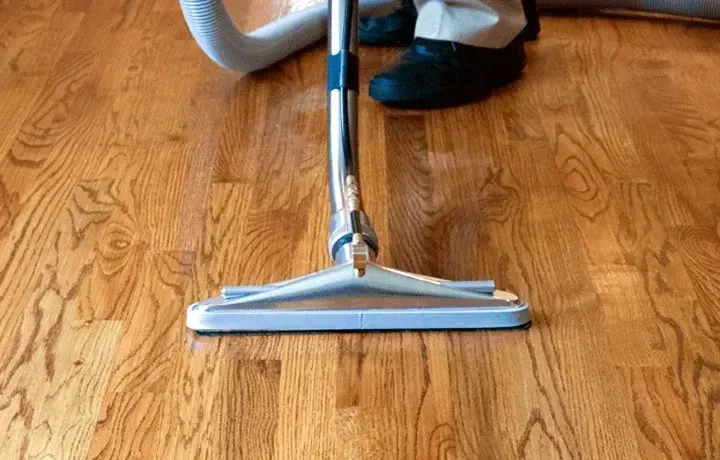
(538, 0, 720, 18)
(178, 0, 396, 72)
(179, 0, 720, 72)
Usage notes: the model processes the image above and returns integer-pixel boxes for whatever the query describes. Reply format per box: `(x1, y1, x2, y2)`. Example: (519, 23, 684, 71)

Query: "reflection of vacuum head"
(179, 0, 720, 73)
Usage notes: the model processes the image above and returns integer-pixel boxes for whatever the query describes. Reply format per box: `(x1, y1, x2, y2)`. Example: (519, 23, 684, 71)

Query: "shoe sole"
(369, 60, 526, 110)
(359, 31, 414, 47)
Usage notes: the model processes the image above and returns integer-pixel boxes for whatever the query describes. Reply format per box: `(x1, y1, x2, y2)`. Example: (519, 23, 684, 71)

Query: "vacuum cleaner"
(183, 0, 531, 333)
(180, 0, 718, 333)
(178, 0, 720, 75)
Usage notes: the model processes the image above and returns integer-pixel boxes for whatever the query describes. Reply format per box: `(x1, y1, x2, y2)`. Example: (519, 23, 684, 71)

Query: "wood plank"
(334, 333, 458, 460)
(25, 320, 124, 460)
(156, 353, 282, 460)
(0, 253, 123, 458)
(590, 266, 669, 367)
(622, 367, 709, 460)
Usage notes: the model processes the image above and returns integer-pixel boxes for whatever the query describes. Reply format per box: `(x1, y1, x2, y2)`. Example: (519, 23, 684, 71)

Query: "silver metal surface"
(329, 0, 358, 59)
(221, 279, 496, 298)
(187, 263, 530, 332)
(327, 0, 373, 265)
(328, 91, 358, 215)
(328, 206, 377, 262)
(328, 0, 359, 216)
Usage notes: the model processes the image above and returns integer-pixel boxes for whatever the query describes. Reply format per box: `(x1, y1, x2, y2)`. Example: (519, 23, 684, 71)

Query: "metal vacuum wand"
(184, 0, 531, 333)
(326, 0, 377, 275)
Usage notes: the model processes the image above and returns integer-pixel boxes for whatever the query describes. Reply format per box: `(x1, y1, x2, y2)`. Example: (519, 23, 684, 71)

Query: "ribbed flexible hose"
(178, 0, 396, 72)
(538, 0, 720, 19)
(179, 0, 720, 73)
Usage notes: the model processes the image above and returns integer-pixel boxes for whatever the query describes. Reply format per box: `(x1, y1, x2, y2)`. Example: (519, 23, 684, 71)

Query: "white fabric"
(414, 0, 527, 48)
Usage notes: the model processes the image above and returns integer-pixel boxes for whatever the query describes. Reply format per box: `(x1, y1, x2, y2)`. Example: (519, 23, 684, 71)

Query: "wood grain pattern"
(1, 2, 719, 459)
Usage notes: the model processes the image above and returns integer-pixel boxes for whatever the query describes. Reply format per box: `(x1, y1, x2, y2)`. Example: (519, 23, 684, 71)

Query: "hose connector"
(328, 175, 378, 265)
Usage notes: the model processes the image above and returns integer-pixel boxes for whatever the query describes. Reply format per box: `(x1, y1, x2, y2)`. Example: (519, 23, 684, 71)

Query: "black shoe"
(519, 0, 540, 41)
(359, 0, 540, 46)
(369, 36, 526, 109)
(358, 0, 417, 46)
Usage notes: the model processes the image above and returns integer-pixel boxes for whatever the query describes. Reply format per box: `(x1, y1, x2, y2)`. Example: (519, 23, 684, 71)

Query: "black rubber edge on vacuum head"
(193, 321, 532, 336)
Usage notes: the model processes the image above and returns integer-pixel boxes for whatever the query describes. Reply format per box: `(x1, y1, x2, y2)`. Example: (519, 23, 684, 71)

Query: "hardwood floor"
(1, 1, 719, 458)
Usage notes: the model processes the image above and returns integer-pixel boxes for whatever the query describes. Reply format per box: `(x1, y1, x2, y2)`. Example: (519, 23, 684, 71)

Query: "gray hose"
(178, 0, 397, 72)
(537, 0, 720, 20)
(180, 0, 720, 73)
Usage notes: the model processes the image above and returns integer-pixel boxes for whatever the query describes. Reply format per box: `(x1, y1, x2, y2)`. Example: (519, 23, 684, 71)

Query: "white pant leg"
(413, 0, 526, 48)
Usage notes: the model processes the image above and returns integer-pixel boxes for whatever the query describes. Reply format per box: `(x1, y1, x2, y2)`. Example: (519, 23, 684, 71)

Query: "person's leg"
(369, 0, 528, 109)
(414, 0, 526, 48)
(359, 0, 539, 46)
(359, 0, 417, 46)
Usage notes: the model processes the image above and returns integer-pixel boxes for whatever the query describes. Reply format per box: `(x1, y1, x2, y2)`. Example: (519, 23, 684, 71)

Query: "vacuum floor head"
(187, 262, 530, 333)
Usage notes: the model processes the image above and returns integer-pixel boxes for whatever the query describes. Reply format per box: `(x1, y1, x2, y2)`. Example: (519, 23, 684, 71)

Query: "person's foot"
(359, 0, 540, 46)
(358, 0, 417, 46)
(520, 0, 540, 41)
(369, 36, 526, 109)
